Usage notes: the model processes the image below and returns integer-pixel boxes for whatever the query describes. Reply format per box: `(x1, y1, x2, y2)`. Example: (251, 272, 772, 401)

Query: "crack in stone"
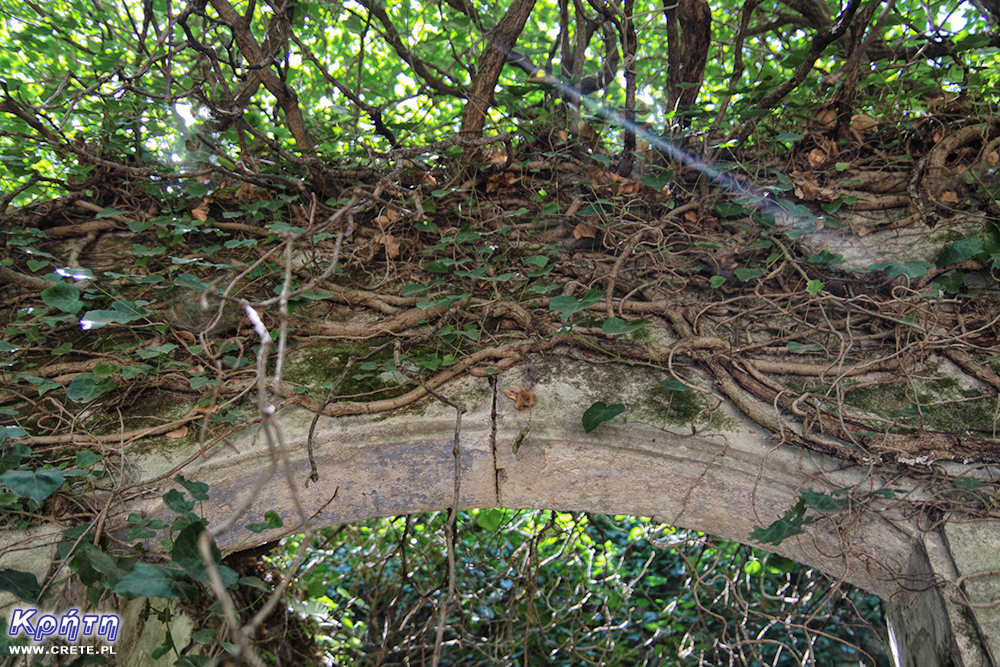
(489, 374, 500, 504)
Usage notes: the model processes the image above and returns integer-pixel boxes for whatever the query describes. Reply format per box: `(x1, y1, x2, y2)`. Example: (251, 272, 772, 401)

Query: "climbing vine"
(2, 0, 1000, 663)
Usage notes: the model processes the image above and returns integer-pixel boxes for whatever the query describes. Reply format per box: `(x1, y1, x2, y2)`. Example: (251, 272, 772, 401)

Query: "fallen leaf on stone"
(502, 385, 536, 410)
(940, 191, 960, 204)
(166, 426, 189, 439)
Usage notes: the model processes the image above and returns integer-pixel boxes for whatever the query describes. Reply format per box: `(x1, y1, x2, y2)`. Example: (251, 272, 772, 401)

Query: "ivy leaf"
(750, 498, 813, 546)
(417, 292, 470, 309)
(867, 260, 933, 280)
(113, 562, 185, 599)
(93, 362, 118, 377)
(601, 318, 648, 335)
(122, 364, 153, 379)
(12, 374, 61, 397)
(269, 221, 306, 235)
(937, 235, 984, 267)
(70, 542, 126, 587)
(136, 343, 179, 359)
(246, 510, 284, 533)
(81, 300, 147, 329)
(162, 488, 195, 515)
(171, 520, 236, 587)
(775, 132, 803, 142)
(582, 401, 625, 433)
(456, 225, 482, 243)
(401, 283, 428, 296)
(549, 288, 604, 321)
(174, 475, 209, 501)
(174, 274, 210, 291)
(131, 243, 166, 256)
(66, 372, 118, 402)
(0, 425, 27, 443)
(40, 282, 82, 314)
(75, 450, 102, 467)
(659, 379, 690, 392)
(800, 489, 850, 513)
(0, 568, 42, 604)
(935, 272, 966, 294)
(733, 267, 763, 282)
(806, 250, 844, 266)
(191, 629, 218, 644)
(96, 207, 127, 218)
(0, 468, 65, 504)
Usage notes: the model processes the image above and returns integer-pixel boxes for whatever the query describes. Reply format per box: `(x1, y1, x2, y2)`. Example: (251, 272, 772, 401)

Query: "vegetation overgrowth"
(1, 0, 1000, 663)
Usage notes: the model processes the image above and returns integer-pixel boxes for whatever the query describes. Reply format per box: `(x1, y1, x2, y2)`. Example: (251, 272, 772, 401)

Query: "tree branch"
(354, 0, 467, 98)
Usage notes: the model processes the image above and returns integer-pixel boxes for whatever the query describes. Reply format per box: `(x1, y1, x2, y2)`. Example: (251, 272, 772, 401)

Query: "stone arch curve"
(122, 354, 979, 667)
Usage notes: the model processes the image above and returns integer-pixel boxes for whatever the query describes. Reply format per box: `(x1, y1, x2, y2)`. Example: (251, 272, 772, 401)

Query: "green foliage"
(582, 401, 626, 432)
(0, 0, 993, 661)
(550, 288, 604, 322)
(0, 568, 43, 604)
(246, 510, 284, 533)
(276, 511, 889, 666)
(113, 562, 190, 600)
(751, 496, 814, 546)
(40, 282, 83, 314)
(659, 379, 690, 391)
(0, 468, 65, 504)
(65, 372, 118, 402)
(754, 487, 905, 547)
(601, 317, 648, 335)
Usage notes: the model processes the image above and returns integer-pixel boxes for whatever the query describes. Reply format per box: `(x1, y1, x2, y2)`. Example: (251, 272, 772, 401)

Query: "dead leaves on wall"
(502, 385, 535, 410)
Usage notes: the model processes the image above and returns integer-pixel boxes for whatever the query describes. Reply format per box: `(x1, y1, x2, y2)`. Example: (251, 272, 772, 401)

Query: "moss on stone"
(928, 229, 968, 246)
(841, 375, 996, 434)
(284, 340, 401, 397)
(640, 381, 735, 431)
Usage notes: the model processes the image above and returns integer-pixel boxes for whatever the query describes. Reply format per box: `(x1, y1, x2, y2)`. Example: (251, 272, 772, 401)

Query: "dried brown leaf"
(382, 233, 401, 259)
(939, 191, 960, 204)
(814, 107, 836, 128)
(191, 200, 210, 222)
(807, 149, 828, 169)
(851, 114, 878, 131)
(502, 385, 536, 410)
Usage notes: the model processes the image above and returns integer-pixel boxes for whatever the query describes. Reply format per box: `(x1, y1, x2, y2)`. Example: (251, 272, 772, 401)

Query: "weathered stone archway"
(97, 353, 996, 667)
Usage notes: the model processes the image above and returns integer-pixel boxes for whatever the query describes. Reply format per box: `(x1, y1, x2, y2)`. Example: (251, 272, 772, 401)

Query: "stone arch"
(119, 354, 981, 667)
